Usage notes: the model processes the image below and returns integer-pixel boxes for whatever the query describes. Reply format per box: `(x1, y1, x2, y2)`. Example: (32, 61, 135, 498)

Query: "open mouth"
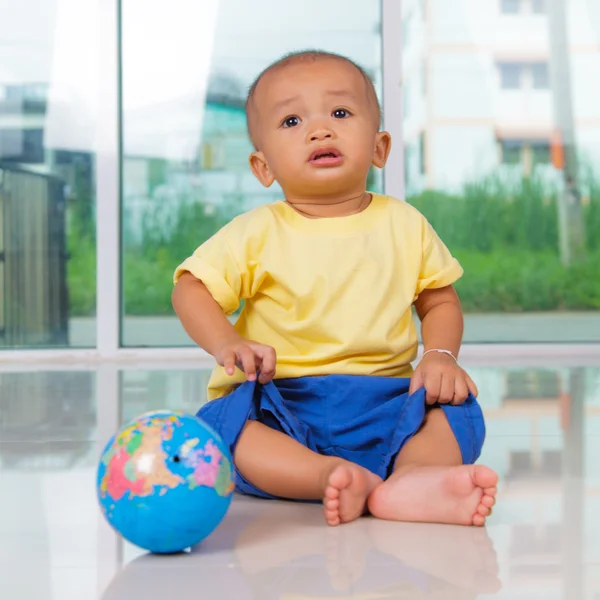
(309, 147, 344, 166)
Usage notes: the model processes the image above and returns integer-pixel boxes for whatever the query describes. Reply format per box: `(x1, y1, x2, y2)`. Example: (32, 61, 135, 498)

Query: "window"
(0, 2, 97, 350)
(505, 370, 561, 399)
(120, 1, 383, 347)
(532, 63, 550, 89)
(501, 0, 521, 14)
(404, 2, 600, 343)
(506, 450, 561, 481)
(531, 142, 550, 166)
(498, 62, 550, 90)
(501, 0, 547, 14)
(500, 140, 551, 171)
(0, 128, 44, 164)
(499, 63, 523, 89)
(501, 140, 523, 165)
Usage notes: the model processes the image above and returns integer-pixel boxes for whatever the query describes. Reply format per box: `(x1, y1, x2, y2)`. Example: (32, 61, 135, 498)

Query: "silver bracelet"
(422, 349, 458, 363)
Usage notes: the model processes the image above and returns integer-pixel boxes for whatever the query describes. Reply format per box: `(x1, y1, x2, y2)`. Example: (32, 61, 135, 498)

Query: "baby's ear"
(372, 131, 392, 169)
(249, 151, 275, 187)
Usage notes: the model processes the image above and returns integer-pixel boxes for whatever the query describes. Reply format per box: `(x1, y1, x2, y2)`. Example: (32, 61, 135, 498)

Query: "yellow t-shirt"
(174, 194, 463, 400)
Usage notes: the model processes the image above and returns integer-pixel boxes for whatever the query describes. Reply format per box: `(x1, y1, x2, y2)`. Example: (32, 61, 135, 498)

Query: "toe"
(325, 498, 339, 510)
(325, 486, 340, 500)
(481, 495, 495, 508)
(473, 465, 499, 489)
(483, 486, 497, 497)
(472, 513, 486, 527)
(324, 507, 340, 524)
(477, 505, 491, 517)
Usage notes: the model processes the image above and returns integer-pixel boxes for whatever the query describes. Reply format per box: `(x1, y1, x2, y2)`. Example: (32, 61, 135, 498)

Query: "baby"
(172, 50, 498, 527)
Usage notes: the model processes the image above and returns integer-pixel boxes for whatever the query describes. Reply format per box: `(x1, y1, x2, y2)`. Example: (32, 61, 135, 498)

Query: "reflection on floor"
(1, 363, 599, 599)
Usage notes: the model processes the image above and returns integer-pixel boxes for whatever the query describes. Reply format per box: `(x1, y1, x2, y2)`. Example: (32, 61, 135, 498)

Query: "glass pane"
(532, 63, 550, 89)
(531, 142, 550, 167)
(403, 2, 600, 342)
(120, 1, 383, 347)
(0, 1, 96, 348)
(501, 0, 521, 14)
(499, 63, 523, 89)
(501, 140, 523, 165)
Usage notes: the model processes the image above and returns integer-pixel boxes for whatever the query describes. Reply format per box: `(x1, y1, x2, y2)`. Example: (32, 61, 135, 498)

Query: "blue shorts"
(196, 375, 486, 500)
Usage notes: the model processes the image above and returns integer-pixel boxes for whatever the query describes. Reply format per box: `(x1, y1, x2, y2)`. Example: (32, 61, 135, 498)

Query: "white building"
(402, 0, 600, 194)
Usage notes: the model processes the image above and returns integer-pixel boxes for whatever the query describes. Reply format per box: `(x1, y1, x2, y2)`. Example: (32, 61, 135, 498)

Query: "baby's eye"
(332, 109, 351, 119)
(282, 116, 300, 128)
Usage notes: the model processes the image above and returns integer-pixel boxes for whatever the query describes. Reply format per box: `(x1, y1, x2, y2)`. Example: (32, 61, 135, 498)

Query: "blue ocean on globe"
(97, 410, 234, 554)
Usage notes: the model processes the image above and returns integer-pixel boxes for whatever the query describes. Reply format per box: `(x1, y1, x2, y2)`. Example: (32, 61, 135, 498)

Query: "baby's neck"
(285, 192, 371, 219)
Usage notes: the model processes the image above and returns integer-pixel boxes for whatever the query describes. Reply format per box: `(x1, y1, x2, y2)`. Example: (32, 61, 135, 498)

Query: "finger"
(257, 347, 277, 384)
(466, 374, 479, 398)
(424, 373, 441, 405)
(256, 368, 269, 384)
(453, 377, 469, 405)
(439, 374, 455, 405)
(222, 350, 236, 376)
(237, 347, 257, 381)
(409, 369, 424, 396)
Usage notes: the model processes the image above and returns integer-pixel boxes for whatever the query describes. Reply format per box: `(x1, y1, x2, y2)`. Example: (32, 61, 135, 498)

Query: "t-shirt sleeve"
(173, 226, 249, 316)
(415, 219, 464, 298)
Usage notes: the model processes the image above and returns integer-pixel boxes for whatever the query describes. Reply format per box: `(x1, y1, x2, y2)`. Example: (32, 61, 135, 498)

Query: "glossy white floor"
(2, 357, 600, 599)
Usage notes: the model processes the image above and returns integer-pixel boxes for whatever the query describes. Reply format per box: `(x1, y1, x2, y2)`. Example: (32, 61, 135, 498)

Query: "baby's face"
(249, 59, 390, 199)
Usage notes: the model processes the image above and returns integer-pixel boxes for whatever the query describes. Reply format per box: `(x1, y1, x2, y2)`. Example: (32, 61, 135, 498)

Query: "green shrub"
(408, 173, 600, 254)
(120, 198, 239, 316)
(586, 179, 600, 251)
(66, 174, 600, 316)
(123, 250, 175, 316)
(66, 234, 96, 317)
(455, 250, 600, 312)
(408, 174, 562, 252)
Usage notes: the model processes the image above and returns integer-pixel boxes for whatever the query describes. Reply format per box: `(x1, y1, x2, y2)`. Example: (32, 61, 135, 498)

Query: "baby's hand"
(409, 352, 478, 405)
(214, 336, 277, 384)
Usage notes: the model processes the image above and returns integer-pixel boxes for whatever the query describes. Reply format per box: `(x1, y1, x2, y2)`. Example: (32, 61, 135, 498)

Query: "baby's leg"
(367, 408, 498, 526)
(235, 421, 382, 525)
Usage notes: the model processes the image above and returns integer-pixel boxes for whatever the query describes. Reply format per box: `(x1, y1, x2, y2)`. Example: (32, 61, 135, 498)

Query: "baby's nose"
(309, 129, 333, 142)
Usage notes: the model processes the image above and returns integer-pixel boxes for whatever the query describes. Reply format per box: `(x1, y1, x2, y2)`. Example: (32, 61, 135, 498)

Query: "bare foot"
(323, 463, 382, 526)
(367, 464, 498, 527)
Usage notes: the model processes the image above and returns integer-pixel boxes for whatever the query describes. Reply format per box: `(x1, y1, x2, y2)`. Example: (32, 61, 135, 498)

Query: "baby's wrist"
(422, 348, 458, 363)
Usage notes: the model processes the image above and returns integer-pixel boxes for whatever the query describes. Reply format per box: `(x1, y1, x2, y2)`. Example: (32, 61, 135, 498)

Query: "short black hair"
(245, 49, 381, 149)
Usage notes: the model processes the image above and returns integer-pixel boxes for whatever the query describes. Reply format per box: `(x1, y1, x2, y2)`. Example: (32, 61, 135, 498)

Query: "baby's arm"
(415, 284, 463, 358)
(172, 272, 276, 383)
(410, 285, 478, 404)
